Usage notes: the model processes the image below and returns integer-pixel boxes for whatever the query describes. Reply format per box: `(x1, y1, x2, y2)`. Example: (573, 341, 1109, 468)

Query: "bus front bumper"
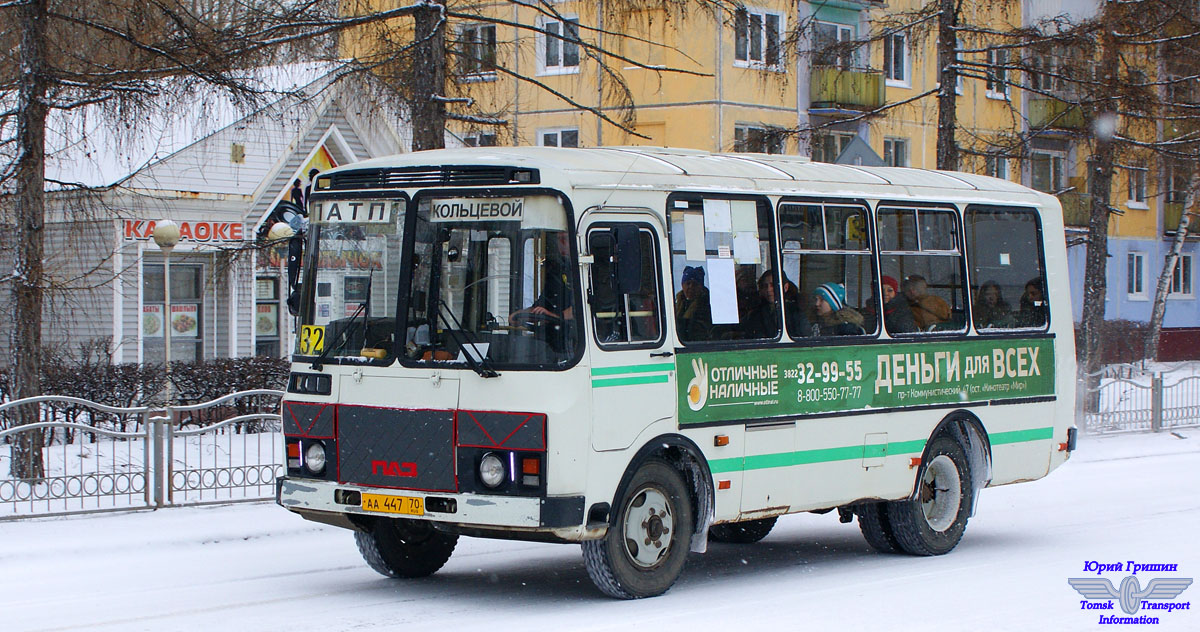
(275, 477, 585, 531)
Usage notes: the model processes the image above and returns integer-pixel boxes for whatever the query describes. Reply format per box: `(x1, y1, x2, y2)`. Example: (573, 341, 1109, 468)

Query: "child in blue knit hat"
(811, 282, 865, 337)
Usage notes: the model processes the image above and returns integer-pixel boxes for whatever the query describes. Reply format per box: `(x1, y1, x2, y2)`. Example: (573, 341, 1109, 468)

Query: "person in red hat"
(881, 275, 917, 334)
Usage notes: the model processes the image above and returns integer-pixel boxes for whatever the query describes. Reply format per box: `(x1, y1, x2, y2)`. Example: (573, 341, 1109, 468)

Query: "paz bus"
(275, 146, 1076, 599)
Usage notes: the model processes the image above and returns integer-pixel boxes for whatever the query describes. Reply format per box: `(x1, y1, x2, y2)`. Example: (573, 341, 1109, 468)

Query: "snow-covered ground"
(1, 430, 1196, 632)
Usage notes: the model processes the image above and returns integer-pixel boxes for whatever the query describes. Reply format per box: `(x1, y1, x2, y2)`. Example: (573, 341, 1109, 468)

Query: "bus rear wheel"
(354, 517, 459, 578)
(709, 517, 777, 544)
(582, 459, 694, 599)
(886, 435, 974, 556)
(856, 502, 901, 553)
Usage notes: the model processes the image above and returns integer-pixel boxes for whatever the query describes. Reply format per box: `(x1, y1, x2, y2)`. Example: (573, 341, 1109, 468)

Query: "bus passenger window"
(779, 202, 876, 339)
(965, 207, 1049, 331)
(878, 207, 968, 334)
(588, 227, 663, 346)
(667, 197, 778, 344)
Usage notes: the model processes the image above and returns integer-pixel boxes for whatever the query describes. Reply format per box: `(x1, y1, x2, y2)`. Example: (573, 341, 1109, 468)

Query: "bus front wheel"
(886, 435, 974, 556)
(354, 517, 459, 578)
(582, 459, 694, 599)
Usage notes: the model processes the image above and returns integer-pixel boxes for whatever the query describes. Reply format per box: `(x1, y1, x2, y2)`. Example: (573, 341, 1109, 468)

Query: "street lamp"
(152, 220, 181, 400)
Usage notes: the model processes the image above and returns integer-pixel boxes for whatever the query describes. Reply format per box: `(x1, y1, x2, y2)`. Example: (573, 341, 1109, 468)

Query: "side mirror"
(612, 225, 642, 295)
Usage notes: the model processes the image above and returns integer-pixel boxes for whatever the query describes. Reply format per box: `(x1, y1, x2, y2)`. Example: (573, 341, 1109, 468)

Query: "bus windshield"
(296, 197, 404, 363)
(403, 195, 579, 369)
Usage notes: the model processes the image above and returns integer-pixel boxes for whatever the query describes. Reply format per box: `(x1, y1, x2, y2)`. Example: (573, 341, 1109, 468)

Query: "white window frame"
(883, 137, 909, 167)
(1030, 150, 1066, 193)
(883, 32, 909, 86)
(813, 21, 855, 69)
(1170, 253, 1194, 298)
(458, 23, 497, 80)
(539, 128, 579, 148)
(463, 132, 497, 147)
(1127, 165, 1149, 208)
(537, 15, 580, 76)
(986, 155, 1009, 180)
(811, 131, 856, 163)
(986, 48, 1010, 100)
(734, 6, 785, 70)
(1127, 251, 1147, 299)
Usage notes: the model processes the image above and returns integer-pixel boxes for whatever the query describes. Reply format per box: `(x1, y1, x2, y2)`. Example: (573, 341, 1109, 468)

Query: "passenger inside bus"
(1016, 277, 1048, 327)
(903, 275, 951, 330)
(973, 280, 1013, 329)
(810, 282, 866, 337)
(744, 269, 805, 339)
(880, 275, 918, 334)
(675, 265, 713, 342)
(508, 232, 576, 351)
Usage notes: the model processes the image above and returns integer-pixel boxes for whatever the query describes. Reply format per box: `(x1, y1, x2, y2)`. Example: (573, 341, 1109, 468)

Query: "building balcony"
(1029, 98, 1086, 131)
(1164, 202, 1186, 234)
(1164, 118, 1200, 142)
(1059, 191, 1092, 227)
(809, 66, 886, 113)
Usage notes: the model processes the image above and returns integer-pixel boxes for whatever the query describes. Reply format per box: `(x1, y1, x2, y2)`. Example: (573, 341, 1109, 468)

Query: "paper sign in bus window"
(684, 213, 706, 261)
(707, 257, 739, 324)
(733, 232, 760, 264)
(731, 200, 758, 233)
(702, 199, 732, 233)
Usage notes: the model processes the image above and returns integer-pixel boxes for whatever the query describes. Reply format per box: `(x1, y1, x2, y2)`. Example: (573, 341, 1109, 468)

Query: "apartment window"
(459, 24, 497, 77)
(812, 131, 855, 163)
(986, 155, 1009, 180)
(883, 138, 909, 167)
(734, 7, 783, 68)
(1128, 165, 1148, 205)
(540, 128, 579, 147)
(1171, 254, 1194, 296)
(1165, 165, 1190, 203)
(814, 21, 855, 69)
(883, 32, 907, 84)
(464, 133, 497, 147)
(735, 125, 784, 154)
(540, 17, 580, 73)
(1030, 151, 1065, 193)
(1127, 252, 1146, 297)
(986, 48, 1009, 99)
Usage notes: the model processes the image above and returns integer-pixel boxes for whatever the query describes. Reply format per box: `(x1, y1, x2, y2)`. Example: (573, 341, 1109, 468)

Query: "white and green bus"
(276, 147, 1076, 599)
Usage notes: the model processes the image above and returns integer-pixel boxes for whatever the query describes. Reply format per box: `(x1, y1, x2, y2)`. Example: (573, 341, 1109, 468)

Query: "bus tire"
(886, 435, 974, 556)
(581, 459, 694, 599)
(856, 502, 901, 553)
(354, 518, 458, 578)
(708, 517, 777, 544)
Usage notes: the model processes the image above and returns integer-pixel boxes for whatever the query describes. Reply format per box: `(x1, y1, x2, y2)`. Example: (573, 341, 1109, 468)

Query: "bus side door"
(582, 214, 675, 452)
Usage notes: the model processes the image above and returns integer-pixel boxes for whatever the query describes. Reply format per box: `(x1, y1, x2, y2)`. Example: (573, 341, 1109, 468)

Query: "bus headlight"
(304, 441, 327, 475)
(479, 453, 505, 488)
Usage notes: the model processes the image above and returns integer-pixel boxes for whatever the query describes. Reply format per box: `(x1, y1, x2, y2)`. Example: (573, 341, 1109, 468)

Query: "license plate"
(361, 493, 424, 516)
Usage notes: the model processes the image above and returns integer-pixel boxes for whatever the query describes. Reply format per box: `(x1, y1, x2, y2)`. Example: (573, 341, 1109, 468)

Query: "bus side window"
(779, 202, 877, 339)
(964, 206, 1049, 331)
(588, 227, 664, 346)
(667, 196, 778, 344)
(878, 206, 969, 335)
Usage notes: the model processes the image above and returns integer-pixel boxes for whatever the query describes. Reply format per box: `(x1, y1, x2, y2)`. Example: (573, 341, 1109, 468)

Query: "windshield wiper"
(310, 270, 373, 371)
(437, 300, 499, 378)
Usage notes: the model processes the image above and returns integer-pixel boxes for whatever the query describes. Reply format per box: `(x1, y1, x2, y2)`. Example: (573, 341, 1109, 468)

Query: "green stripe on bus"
(989, 427, 1054, 445)
(709, 438, 926, 474)
(707, 430, 1050, 475)
(590, 363, 675, 377)
(591, 374, 671, 388)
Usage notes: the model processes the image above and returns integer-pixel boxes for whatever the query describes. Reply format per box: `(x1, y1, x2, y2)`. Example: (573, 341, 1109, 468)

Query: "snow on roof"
(26, 62, 340, 190)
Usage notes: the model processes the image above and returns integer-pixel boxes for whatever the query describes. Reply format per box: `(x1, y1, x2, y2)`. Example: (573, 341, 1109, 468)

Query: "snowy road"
(3, 432, 1197, 632)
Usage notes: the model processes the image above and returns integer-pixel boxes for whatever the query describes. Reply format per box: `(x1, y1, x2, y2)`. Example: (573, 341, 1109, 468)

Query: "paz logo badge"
(1069, 560, 1192, 624)
(686, 358, 708, 412)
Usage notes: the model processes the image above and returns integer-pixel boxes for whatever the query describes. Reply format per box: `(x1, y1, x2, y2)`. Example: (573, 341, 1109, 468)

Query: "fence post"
(152, 409, 167, 507)
(1075, 375, 1088, 435)
(1151, 374, 1164, 433)
(165, 410, 175, 506)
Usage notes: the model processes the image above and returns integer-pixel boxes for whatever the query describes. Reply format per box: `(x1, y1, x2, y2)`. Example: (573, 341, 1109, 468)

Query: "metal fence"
(1081, 362, 1200, 434)
(0, 390, 283, 520)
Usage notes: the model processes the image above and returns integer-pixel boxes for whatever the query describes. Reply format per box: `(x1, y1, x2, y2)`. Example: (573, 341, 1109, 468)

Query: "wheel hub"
(622, 487, 674, 568)
(919, 454, 962, 533)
